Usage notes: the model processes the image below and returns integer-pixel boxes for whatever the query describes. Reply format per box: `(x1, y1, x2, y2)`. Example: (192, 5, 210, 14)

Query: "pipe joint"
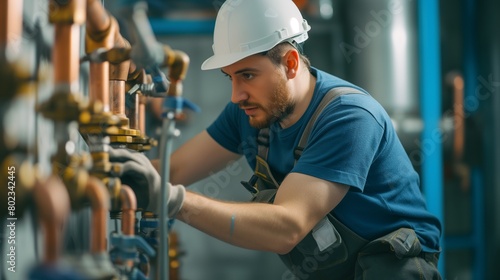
(49, 0, 86, 25)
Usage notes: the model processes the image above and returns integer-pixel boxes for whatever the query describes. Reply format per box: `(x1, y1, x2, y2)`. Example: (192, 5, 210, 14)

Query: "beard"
(242, 77, 296, 129)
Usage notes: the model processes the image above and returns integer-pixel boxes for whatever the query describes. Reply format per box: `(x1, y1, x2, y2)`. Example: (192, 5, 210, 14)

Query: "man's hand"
(109, 148, 185, 218)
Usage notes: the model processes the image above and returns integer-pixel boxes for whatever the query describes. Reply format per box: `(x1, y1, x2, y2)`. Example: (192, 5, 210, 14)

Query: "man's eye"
(224, 73, 232, 81)
(242, 73, 254, 80)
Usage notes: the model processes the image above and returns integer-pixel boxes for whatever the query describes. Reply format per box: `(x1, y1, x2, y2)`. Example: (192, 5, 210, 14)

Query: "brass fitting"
(163, 46, 190, 97)
(48, 0, 86, 25)
(52, 153, 90, 209)
(38, 91, 82, 122)
(102, 175, 122, 213)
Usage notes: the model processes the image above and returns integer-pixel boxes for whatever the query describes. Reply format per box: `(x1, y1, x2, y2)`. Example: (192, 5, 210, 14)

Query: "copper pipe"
(110, 80, 127, 119)
(126, 69, 146, 131)
(450, 74, 470, 192)
(0, 0, 23, 53)
(86, 0, 111, 34)
(120, 184, 137, 269)
(127, 91, 140, 130)
(88, 62, 110, 111)
(50, 0, 85, 90)
(87, 0, 136, 115)
(109, 26, 131, 81)
(119, 184, 137, 236)
(53, 24, 81, 90)
(85, 176, 110, 254)
(33, 175, 71, 264)
(85, 0, 117, 112)
(108, 20, 132, 125)
(139, 95, 147, 135)
(452, 75, 465, 161)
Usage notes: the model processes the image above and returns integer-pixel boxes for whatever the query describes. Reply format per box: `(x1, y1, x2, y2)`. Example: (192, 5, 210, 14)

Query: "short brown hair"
(263, 42, 311, 70)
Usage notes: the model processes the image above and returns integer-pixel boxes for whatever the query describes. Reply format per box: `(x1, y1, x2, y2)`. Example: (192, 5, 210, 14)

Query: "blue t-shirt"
(207, 67, 441, 252)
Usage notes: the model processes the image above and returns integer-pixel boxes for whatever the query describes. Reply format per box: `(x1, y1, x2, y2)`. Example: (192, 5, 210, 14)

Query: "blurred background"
(1, 0, 499, 279)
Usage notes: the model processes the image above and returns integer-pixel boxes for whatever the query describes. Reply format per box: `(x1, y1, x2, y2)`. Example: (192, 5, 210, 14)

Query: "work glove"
(108, 148, 185, 218)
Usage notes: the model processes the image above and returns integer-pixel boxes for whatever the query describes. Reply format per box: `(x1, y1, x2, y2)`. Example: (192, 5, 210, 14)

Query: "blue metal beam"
(417, 0, 445, 276)
(463, 2, 486, 279)
(150, 18, 215, 35)
(471, 168, 485, 280)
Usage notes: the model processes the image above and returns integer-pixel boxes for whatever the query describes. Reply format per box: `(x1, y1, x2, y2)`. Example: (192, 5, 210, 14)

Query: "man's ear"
(283, 49, 300, 79)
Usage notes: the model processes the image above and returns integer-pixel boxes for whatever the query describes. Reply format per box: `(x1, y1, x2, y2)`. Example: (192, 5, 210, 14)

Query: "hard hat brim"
(201, 50, 261, 70)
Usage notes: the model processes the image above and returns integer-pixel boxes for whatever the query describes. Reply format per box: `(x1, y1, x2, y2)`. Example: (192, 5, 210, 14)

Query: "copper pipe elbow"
(86, 0, 111, 37)
(33, 175, 71, 264)
(164, 48, 190, 97)
(85, 176, 110, 254)
(119, 184, 137, 236)
(164, 48, 190, 83)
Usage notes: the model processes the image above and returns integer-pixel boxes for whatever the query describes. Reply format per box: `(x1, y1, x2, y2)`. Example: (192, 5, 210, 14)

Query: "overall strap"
(257, 127, 270, 160)
(293, 86, 365, 162)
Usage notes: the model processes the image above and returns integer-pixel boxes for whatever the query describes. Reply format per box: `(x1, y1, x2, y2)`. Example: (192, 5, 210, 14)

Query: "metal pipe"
(89, 62, 110, 111)
(85, 0, 116, 112)
(86, 0, 111, 33)
(119, 184, 137, 236)
(157, 44, 190, 280)
(85, 176, 110, 254)
(33, 175, 71, 264)
(45, 0, 86, 182)
(0, 0, 25, 128)
(53, 25, 81, 91)
(0, 0, 23, 55)
(51, 0, 86, 92)
(139, 95, 147, 135)
(127, 92, 140, 131)
(126, 70, 148, 132)
(418, 0, 444, 275)
(87, 0, 138, 121)
(451, 75, 465, 161)
(158, 112, 177, 280)
(110, 80, 127, 119)
(464, 0, 488, 278)
(109, 24, 132, 125)
(120, 184, 137, 269)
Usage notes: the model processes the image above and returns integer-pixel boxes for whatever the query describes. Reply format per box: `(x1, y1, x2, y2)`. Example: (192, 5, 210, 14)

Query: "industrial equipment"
(0, 0, 196, 279)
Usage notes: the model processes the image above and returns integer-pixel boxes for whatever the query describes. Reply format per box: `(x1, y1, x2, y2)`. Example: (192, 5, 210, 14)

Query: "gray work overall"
(241, 87, 441, 279)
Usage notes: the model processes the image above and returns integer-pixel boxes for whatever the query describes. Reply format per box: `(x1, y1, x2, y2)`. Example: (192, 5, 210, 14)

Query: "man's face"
(221, 54, 295, 129)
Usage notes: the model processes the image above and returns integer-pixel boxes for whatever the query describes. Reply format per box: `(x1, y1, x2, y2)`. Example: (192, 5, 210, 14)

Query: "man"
(111, 0, 442, 278)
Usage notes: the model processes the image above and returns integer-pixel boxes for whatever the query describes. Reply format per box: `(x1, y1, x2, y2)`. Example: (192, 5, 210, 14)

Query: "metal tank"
(339, 0, 421, 159)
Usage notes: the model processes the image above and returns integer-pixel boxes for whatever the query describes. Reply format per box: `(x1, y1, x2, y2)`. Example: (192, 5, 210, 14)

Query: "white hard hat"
(201, 0, 311, 70)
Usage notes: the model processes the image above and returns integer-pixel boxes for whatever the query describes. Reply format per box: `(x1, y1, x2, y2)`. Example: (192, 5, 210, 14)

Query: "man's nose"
(230, 82, 249, 104)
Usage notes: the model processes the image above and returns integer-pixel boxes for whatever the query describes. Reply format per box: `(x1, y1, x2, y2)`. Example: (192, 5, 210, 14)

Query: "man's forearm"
(176, 191, 303, 255)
